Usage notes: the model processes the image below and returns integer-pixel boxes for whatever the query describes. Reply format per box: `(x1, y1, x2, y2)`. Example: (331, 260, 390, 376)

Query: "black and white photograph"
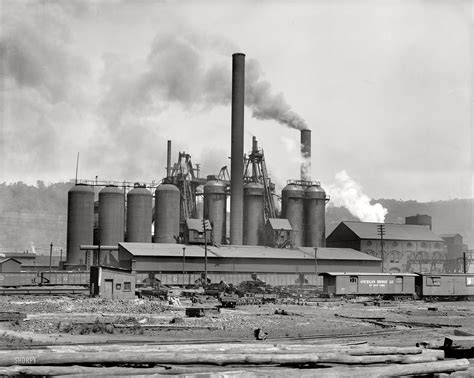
(0, 0, 473, 376)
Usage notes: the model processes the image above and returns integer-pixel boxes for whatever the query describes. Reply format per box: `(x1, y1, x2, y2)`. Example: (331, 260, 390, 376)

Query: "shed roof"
(335, 221, 443, 242)
(440, 234, 462, 239)
(119, 243, 380, 261)
(185, 219, 212, 231)
(0, 258, 21, 265)
(267, 218, 292, 231)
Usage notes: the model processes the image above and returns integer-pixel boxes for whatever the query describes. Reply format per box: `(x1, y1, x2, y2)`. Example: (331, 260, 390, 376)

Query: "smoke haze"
(328, 170, 388, 222)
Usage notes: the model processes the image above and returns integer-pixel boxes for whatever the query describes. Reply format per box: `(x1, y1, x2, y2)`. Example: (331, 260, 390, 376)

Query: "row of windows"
(427, 277, 474, 287)
(366, 241, 442, 248)
(115, 282, 132, 291)
(364, 250, 446, 262)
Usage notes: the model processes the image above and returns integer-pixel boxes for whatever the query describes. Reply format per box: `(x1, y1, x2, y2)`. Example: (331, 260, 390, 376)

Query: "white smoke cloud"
(328, 170, 387, 222)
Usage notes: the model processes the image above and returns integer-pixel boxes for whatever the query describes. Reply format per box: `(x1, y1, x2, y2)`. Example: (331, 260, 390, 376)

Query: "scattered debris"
(254, 328, 268, 340)
(185, 306, 220, 318)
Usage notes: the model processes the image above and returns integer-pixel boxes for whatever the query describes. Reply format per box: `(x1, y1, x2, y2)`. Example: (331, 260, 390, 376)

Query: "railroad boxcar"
(40, 271, 89, 286)
(416, 273, 474, 300)
(0, 272, 39, 287)
(320, 272, 417, 298)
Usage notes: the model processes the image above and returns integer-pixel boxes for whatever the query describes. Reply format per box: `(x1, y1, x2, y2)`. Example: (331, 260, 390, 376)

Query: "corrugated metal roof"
(186, 219, 212, 231)
(341, 221, 444, 242)
(298, 247, 381, 261)
(119, 243, 380, 261)
(267, 218, 292, 230)
(320, 272, 418, 277)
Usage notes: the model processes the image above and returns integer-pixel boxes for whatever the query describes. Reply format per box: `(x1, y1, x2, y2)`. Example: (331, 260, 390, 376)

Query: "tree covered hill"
(1, 182, 472, 253)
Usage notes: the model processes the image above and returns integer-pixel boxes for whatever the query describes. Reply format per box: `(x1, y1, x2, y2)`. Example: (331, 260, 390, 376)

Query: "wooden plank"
(444, 336, 474, 350)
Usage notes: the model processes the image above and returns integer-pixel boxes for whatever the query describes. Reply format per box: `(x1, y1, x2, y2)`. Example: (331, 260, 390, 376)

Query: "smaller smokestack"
(300, 129, 311, 181)
(252, 136, 258, 153)
(166, 140, 172, 178)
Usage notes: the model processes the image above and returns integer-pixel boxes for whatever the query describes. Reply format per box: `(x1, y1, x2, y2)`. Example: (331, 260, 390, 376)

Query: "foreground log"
(308, 358, 470, 378)
(0, 359, 468, 377)
(46, 343, 422, 356)
(0, 349, 443, 366)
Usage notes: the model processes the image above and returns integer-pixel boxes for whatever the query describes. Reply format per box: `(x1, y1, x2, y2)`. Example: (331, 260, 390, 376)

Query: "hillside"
(0, 182, 472, 252)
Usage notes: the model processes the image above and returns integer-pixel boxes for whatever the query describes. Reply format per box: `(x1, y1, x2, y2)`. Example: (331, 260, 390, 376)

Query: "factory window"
(124, 282, 131, 292)
(116, 283, 122, 290)
(434, 243, 440, 249)
(421, 242, 427, 248)
(392, 241, 398, 247)
(366, 241, 372, 246)
(427, 277, 441, 286)
(389, 252, 400, 263)
(466, 277, 474, 286)
(407, 242, 413, 248)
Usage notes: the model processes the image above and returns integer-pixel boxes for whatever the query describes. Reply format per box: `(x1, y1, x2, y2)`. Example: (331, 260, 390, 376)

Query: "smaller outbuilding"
(184, 219, 212, 245)
(90, 266, 135, 299)
(265, 218, 293, 248)
(0, 258, 21, 273)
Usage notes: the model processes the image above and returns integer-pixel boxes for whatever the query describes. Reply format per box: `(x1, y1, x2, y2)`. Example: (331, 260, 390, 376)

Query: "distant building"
(326, 221, 446, 273)
(440, 234, 464, 260)
(0, 258, 21, 273)
(265, 218, 292, 248)
(405, 214, 432, 230)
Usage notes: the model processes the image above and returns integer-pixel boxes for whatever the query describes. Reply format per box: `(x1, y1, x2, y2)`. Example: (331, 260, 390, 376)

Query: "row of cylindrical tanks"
(66, 180, 327, 266)
(66, 183, 180, 266)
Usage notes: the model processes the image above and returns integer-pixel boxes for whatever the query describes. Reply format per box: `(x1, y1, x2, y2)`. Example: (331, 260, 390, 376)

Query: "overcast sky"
(1, 0, 472, 202)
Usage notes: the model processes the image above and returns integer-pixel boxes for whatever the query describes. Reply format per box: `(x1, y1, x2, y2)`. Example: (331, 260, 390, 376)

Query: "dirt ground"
(1, 296, 473, 349)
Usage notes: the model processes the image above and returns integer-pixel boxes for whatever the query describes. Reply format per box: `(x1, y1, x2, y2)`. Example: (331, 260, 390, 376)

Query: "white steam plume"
(328, 170, 387, 222)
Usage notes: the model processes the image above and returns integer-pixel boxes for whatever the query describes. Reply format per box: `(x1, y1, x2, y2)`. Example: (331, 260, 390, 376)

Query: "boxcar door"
(104, 279, 114, 299)
(394, 276, 403, 293)
(348, 276, 358, 293)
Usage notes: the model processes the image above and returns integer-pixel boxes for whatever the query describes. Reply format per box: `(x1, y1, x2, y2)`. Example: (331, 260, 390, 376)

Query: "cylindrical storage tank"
(154, 184, 180, 243)
(243, 182, 265, 246)
(305, 185, 327, 248)
(99, 185, 125, 246)
(204, 180, 227, 245)
(126, 186, 152, 242)
(281, 184, 305, 247)
(66, 184, 94, 266)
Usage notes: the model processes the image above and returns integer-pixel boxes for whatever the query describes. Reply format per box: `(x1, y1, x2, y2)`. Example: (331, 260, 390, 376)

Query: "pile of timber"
(0, 342, 470, 376)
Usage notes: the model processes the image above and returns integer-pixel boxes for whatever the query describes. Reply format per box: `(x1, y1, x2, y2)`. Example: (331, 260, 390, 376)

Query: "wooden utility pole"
(377, 224, 385, 273)
(49, 242, 53, 272)
(202, 219, 208, 285)
(182, 247, 186, 286)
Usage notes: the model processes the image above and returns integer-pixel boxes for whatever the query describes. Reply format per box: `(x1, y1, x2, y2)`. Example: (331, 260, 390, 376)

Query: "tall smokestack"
(230, 53, 245, 245)
(300, 129, 311, 181)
